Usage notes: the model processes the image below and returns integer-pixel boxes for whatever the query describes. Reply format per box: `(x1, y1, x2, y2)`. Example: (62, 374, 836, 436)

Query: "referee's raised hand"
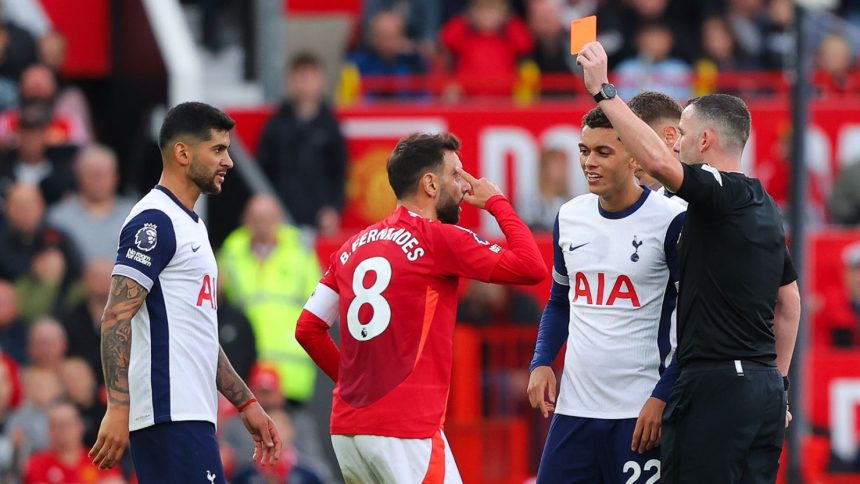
(575, 41, 611, 97)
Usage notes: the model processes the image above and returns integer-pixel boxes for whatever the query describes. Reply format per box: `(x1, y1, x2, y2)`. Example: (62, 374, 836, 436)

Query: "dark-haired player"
(296, 132, 546, 483)
(578, 41, 800, 484)
(527, 106, 685, 483)
(90, 102, 282, 483)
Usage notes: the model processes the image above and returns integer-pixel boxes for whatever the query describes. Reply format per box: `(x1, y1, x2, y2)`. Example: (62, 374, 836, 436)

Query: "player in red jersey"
(296, 132, 546, 483)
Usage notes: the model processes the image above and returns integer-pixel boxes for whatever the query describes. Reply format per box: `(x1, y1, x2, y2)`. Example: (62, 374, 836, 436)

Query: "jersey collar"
(598, 187, 651, 220)
(154, 185, 200, 222)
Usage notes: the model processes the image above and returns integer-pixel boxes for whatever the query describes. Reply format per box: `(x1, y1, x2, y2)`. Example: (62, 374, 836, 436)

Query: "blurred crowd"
(339, 0, 860, 100)
(0, 0, 858, 482)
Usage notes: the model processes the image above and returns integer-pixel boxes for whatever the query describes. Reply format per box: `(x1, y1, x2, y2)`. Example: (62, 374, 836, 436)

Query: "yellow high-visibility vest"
(218, 225, 321, 401)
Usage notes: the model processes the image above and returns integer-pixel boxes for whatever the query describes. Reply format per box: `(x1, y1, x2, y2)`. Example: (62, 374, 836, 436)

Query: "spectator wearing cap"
(818, 243, 860, 348)
(0, 184, 82, 321)
(47, 145, 135, 264)
(0, 101, 77, 205)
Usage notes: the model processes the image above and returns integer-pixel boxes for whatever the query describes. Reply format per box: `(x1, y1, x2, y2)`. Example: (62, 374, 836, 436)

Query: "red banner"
(229, 99, 860, 234)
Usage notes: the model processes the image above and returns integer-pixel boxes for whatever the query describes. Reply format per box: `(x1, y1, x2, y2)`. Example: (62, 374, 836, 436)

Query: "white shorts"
(331, 430, 463, 484)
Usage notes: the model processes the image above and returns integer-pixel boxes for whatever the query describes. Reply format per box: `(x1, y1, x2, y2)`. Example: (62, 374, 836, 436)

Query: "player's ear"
(664, 125, 679, 146)
(173, 141, 191, 167)
(420, 172, 437, 198)
(700, 128, 712, 153)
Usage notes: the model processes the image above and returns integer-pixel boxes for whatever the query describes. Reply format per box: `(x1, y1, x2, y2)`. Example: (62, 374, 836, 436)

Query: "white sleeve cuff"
(112, 264, 154, 291)
(304, 283, 340, 327)
(552, 267, 570, 286)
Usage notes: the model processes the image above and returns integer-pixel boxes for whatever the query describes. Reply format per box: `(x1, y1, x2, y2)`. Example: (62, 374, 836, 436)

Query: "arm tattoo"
(101, 275, 147, 407)
(216, 347, 253, 407)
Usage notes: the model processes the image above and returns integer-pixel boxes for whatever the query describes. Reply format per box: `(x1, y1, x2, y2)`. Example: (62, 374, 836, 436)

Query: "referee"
(576, 42, 801, 484)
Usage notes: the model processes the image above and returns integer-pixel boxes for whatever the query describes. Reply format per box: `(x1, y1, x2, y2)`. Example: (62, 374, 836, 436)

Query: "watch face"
(603, 84, 617, 98)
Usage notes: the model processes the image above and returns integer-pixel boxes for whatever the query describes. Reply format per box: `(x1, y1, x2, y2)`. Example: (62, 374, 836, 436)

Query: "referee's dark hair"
(158, 102, 236, 151)
(687, 94, 751, 154)
(387, 132, 461, 199)
(628, 91, 683, 128)
(582, 106, 613, 129)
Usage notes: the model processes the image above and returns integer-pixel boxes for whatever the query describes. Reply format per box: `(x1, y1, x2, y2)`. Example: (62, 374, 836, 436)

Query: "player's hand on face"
(527, 366, 557, 418)
(456, 167, 503, 209)
(89, 406, 130, 470)
(240, 401, 283, 466)
(631, 397, 666, 454)
(575, 41, 610, 96)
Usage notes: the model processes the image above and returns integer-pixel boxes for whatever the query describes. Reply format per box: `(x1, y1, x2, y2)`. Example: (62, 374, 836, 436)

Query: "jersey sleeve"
(530, 214, 570, 371)
(663, 211, 686, 285)
(432, 223, 506, 281)
(780, 246, 798, 286)
(113, 209, 176, 291)
(676, 163, 746, 215)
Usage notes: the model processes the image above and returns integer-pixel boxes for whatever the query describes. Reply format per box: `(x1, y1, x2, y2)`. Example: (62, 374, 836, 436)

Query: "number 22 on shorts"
(624, 459, 660, 484)
(347, 257, 392, 341)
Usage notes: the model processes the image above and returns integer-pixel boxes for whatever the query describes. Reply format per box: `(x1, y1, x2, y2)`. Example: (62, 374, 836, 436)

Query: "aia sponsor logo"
(196, 274, 217, 309)
(572, 272, 640, 307)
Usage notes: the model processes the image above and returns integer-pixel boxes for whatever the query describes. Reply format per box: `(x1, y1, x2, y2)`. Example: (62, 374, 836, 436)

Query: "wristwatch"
(593, 83, 617, 103)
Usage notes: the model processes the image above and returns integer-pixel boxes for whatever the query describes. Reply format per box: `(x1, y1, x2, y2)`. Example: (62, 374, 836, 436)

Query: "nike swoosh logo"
(191, 245, 201, 252)
(568, 243, 589, 252)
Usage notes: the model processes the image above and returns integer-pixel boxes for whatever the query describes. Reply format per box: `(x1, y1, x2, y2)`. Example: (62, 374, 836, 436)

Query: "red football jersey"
(320, 206, 506, 438)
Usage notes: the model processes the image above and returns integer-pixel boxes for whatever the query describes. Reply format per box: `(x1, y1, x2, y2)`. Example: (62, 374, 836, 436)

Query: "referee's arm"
(774, 281, 801, 377)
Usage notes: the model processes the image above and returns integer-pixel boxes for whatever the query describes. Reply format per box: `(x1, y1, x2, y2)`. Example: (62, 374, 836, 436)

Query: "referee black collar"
(155, 185, 200, 222)
(598, 188, 650, 220)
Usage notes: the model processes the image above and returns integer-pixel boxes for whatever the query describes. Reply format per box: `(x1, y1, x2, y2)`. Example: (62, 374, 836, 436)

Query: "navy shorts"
(129, 421, 226, 484)
(537, 414, 661, 484)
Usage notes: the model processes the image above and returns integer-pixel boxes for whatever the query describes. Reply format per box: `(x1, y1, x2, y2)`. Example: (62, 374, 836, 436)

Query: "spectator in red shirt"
(441, 0, 533, 98)
(24, 401, 123, 484)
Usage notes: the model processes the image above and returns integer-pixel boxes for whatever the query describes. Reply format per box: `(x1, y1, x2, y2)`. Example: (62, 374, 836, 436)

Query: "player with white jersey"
(628, 92, 688, 209)
(89, 102, 281, 483)
(527, 106, 685, 483)
(296, 133, 546, 483)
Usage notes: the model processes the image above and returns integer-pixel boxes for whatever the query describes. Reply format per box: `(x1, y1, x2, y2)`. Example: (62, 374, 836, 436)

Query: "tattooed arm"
(216, 346, 253, 407)
(218, 347, 285, 465)
(90, 275, 148, 469)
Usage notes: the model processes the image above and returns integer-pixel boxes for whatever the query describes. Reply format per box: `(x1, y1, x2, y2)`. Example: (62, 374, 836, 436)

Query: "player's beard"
(436, 191, 462, 224)
(188, 158, 221, 195)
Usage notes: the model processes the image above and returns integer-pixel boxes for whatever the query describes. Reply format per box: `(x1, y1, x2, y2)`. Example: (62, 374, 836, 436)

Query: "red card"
(570, 15, 597, 55)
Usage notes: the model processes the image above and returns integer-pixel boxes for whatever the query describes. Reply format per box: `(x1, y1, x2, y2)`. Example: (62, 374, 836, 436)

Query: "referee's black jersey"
(674, 163, 797, 365)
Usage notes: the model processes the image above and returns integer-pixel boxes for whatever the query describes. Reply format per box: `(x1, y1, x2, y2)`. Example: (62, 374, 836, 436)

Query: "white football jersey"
(112, 186, 220, 431)
(555, 189, 685, 419)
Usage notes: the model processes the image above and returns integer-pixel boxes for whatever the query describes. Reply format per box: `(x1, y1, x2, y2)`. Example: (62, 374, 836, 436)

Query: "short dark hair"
(387, 133, 461, 199)
(290, 52, 321, 71)
(582, 107, 613, 129)
(687, 94, 751, 152)
(158, 102, 235, 150)
(628, 91, 682, 128)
